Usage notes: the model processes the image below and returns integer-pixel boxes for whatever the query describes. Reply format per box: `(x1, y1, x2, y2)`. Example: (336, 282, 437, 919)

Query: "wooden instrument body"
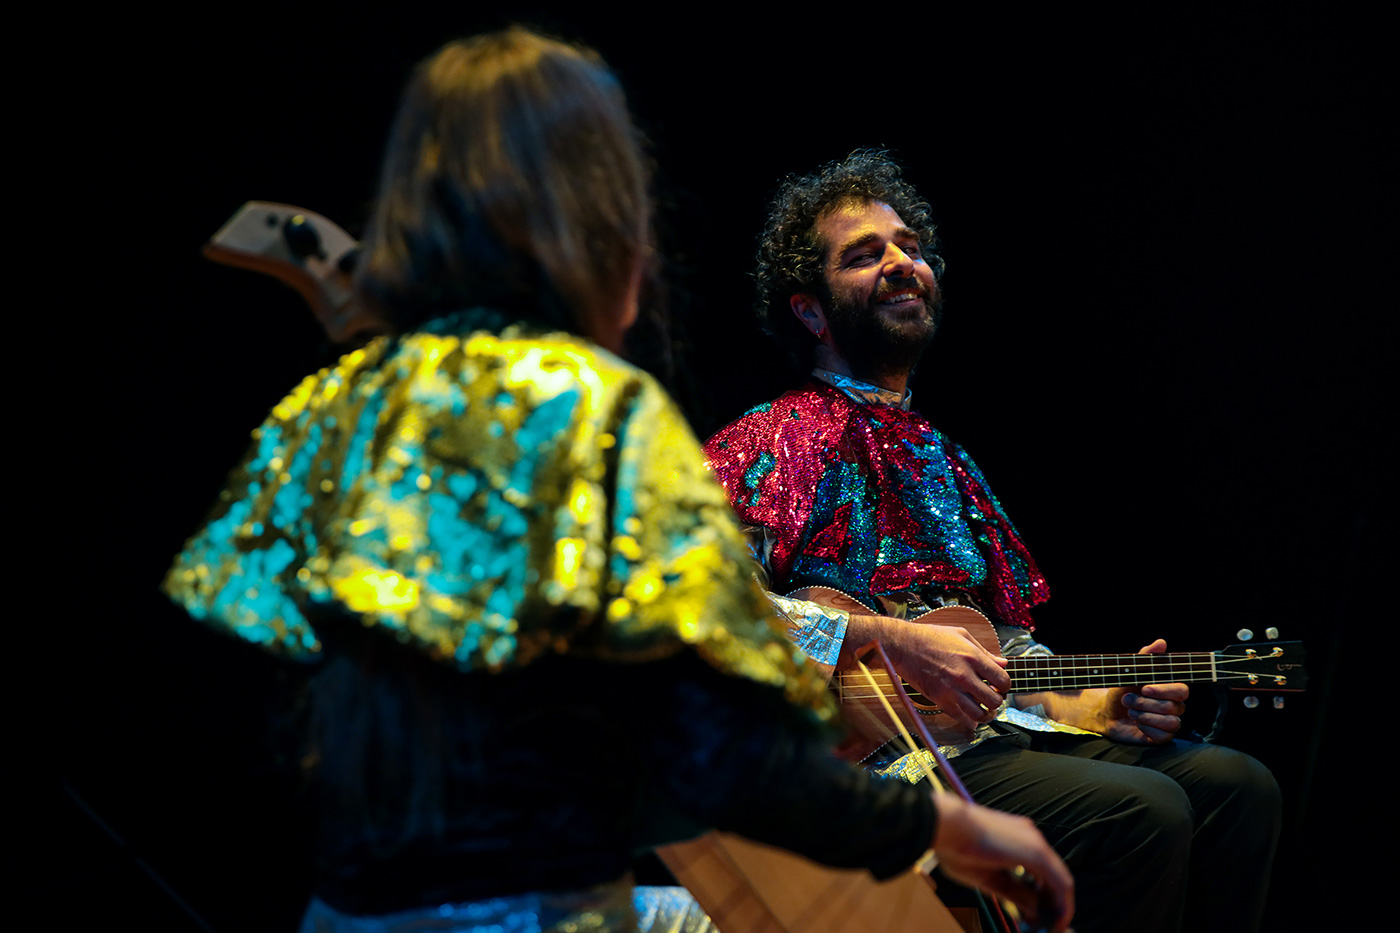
(656, 831, 966, 933)
(655, 584, 974, 929)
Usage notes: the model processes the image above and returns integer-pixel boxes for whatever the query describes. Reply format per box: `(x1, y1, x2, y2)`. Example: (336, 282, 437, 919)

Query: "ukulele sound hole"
(903, 686, 940, 713)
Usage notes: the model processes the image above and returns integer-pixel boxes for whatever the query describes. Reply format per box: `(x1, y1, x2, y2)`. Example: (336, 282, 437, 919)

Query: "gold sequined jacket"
(163, 314, 944, 912)
(163, 313, 834, 717)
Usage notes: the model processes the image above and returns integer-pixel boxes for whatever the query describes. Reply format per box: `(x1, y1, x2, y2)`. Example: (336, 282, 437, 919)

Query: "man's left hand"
(1087, 639, 1188, 745)
(1014, 639, 1188, 745)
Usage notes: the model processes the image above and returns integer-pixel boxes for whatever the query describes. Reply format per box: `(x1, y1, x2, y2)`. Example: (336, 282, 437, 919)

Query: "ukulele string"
(854, 659, 944, 793)
(841, 650, 1281, 696)
(841, 699, 919, 766)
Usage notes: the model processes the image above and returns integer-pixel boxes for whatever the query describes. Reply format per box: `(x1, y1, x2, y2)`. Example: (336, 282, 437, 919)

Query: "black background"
(38, 4, 1386, 929)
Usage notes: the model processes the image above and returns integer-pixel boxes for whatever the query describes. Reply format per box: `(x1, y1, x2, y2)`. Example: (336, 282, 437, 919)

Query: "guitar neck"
(1008, 652, 1217, 693)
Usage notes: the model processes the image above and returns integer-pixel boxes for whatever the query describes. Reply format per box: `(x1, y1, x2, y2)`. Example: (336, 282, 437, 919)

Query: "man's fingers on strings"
(950, 693, 995, 728)
(972, 679, 1007, 711)
(1124, 692, 1185, 716)
(941, 699, 981, 732)
(1129, 710, 1180, 730)
(1139, 681, 1189, 702)
(1137, 638, 1168, 655)
(980, 660, 1012, 694)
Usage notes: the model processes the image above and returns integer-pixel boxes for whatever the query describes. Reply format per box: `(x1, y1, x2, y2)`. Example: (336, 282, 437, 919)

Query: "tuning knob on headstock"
(1243, 696, 1260, 709)
(283, 213, 326, 260)
(1265, 627, 1279, 640)
(1273, 696, 1285, 709)
(337, 247, 360, 274)
(1236, 628, 1254, 641)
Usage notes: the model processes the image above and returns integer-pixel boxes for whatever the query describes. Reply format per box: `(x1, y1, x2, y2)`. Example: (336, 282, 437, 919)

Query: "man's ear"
(790, 293, 828, 338)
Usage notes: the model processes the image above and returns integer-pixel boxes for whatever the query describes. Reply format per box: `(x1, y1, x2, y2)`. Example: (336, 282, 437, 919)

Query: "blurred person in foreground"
(162, 27, 1071, 933)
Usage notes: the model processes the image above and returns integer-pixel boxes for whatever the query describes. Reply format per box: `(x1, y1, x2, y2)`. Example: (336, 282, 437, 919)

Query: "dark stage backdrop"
(45, 5, 1384, 930)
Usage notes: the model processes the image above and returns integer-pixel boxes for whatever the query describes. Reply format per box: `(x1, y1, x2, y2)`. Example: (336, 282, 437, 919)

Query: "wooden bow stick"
(850, 639, 1066, 933)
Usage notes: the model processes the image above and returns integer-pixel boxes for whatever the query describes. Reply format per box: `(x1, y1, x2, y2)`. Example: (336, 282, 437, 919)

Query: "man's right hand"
(842, 614, 1010, 732)
(932, 793, 1075, 933)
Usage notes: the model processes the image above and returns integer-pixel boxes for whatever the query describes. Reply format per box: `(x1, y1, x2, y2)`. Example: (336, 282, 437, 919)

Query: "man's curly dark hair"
(755, 150, 943, 371)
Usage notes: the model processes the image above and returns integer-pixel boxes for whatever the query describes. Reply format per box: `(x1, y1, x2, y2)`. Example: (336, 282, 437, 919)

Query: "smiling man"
(703, 150, 1280, 933)
(794, 198, 942, 386)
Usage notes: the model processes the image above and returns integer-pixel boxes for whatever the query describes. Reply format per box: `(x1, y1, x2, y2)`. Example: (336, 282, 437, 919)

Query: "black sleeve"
(632, 651, 935, 880)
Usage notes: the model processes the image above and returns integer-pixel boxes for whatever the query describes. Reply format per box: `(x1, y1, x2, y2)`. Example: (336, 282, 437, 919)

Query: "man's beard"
(822, 277, 942, 381)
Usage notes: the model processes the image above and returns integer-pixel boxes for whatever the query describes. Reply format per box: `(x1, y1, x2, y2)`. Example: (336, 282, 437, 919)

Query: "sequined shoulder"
(163, 320, 835, 717)
(703, 382, 849, 523)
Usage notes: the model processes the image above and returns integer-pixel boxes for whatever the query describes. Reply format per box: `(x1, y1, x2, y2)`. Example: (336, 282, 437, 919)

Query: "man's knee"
(1178, 745, 1281, 820)
(1220, 747, 1281, 801)
(1049, 767, 1192, 923)
(1057, 766, 1194, 860)
(1185, 746, 1282, 851)
(1116, 767, 1196, 836)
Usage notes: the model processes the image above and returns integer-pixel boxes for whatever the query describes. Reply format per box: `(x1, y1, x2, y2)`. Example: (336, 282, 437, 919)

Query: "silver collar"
(811, 369, 912, 410)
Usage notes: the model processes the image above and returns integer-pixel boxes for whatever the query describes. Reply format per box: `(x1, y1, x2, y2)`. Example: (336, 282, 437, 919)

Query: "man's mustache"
(874, 277, 933, 304)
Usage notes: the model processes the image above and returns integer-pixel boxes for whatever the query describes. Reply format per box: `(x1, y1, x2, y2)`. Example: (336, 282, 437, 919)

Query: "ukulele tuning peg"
(1236, 628, 1254, 641)
(1273, 696, 1286, 710)
(1265, 627, 1279, 640)
(1243, 696, 1260, 709)
(283, 214, 327, 261)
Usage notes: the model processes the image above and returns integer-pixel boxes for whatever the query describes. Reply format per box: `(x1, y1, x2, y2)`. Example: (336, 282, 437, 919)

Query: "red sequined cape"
(704, 381, 1048, 630)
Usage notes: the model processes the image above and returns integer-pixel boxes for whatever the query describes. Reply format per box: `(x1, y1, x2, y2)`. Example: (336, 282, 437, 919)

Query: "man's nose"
(883, 245, 916, 276)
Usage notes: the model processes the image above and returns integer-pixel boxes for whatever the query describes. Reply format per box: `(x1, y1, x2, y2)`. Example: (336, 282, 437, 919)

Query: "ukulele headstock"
(1215, 631, 1308, 706)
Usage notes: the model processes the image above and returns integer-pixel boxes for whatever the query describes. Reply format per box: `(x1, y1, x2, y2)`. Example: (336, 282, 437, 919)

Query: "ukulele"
(792, 586, 1307, 761)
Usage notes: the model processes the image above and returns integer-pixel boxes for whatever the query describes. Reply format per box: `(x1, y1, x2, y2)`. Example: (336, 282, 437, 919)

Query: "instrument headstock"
(1214, 627, 1307, 719)
(204, 201, 384, 344)
(1215, 641, 1307, 693)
